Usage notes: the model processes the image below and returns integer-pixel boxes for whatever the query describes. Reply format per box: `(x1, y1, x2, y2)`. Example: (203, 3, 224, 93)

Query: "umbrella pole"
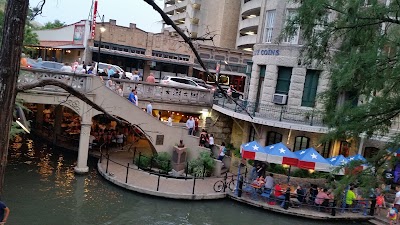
(287, 166, 291, 183)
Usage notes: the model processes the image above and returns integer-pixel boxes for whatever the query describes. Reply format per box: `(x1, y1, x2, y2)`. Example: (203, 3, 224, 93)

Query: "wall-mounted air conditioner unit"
(272, 94, 288, 105)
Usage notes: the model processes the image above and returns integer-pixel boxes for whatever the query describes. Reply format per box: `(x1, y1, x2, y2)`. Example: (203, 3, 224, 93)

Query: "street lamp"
(96, 15, 106, 75)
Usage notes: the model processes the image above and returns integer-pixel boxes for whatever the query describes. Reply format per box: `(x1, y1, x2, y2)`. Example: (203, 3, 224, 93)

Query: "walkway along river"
(4, 136, 371, 225)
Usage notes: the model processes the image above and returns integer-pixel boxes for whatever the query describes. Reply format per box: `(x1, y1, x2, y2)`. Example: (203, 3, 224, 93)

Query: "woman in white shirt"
(208, 134, 214, 151)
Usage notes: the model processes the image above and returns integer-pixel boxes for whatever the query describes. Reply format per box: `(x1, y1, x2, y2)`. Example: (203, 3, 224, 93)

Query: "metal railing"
(214, 98, 325, 127)
(99, 148, 211, 195)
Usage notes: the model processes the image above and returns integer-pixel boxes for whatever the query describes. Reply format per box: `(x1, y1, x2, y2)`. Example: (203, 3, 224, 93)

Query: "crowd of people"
(244, 163, 398, 220)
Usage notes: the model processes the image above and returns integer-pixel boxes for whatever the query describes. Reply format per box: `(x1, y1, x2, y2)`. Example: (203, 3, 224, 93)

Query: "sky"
(29, 0, 165, 33)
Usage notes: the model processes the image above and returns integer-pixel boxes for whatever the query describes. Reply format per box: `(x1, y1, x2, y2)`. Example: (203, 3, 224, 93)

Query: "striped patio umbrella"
(240, 141, 268, 161)
(294, 148, 331, 172)
(265, 142, 298, 166)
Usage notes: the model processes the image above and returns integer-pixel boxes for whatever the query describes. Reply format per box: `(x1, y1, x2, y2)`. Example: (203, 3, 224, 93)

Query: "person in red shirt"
(274, 183, 285, 206)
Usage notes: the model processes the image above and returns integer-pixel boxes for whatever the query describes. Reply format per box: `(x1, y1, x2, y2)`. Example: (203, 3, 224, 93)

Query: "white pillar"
(74, 122, 91, 174)
(247, 63, 260, 103)
(357, 134, 366, 155)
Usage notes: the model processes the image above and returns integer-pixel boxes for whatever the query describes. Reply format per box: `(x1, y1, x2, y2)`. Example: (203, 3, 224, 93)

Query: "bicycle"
(213, 176, 237, 192)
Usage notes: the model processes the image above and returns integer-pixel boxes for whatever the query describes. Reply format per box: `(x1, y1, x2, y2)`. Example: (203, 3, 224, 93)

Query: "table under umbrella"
(294, 148, 331, 172)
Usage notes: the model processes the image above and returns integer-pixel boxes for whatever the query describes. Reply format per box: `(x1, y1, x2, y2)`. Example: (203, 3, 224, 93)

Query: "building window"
(249, 126, 256, 142)
(266, 131, 282, 146)
(321, 142, 331, 158)
(283, 9, 300, 44)
(364, 147, 379, 159)
(275, 67, 292, 95)
(294, 136, 310, 151)
(302, 70, 320, 107)
(264, 10, 276, 43)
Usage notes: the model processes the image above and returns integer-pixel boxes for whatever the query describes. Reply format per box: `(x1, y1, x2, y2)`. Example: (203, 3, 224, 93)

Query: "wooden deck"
(227, 193, 374, 221)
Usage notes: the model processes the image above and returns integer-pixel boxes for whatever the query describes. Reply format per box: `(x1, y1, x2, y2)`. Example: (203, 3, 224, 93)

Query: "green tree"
(284, 0, 400, 192)
(41, 19, 65, 29)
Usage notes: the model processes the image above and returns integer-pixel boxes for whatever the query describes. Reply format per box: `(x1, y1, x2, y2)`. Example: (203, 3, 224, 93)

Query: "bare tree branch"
(30, 0, 46, 20)
(142, 0, 253, 118)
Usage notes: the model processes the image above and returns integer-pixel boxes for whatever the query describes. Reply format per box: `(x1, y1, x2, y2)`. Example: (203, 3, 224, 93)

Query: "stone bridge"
(17, 68, 214, 173)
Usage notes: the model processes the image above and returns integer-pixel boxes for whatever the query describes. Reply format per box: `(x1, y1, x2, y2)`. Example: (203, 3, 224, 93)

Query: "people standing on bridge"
(146, 73, 156, 83)
(134, 90, 139, 106)
(146, 102, 153, 115)
(186, 116, 195, 135)
(128, 89, 137, 106)
(227, 85, 233, 103)
(167, 115, 172, 126)
(115, 85, 123, 97)
(60, 62, 73, 72)
(107, 66, 115, 80)
(132, 71, 140, 82)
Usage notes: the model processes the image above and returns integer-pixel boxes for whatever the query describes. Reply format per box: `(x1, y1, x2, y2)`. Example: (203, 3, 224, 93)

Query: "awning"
(193, 67, 246, 77)
(56, 45, 85, 49)
(90, 47, 196, 66)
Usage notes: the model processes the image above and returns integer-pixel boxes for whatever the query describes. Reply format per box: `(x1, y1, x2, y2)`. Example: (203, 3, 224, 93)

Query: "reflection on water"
(4, 137, 368, 225)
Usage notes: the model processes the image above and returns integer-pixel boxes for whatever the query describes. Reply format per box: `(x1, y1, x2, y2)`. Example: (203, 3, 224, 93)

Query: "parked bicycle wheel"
(228, 179, 237, 192)
(213, 180, 225, 192)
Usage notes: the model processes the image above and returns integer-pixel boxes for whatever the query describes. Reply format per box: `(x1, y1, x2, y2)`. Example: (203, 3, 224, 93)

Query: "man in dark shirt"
(296, 185, 306, 203)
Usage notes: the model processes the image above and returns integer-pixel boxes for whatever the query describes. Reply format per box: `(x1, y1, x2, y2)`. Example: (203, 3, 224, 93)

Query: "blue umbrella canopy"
(241, 141, 268, 161)
(327, 155, 349, 167)
(265, 142, 298, 166)
(347, 154, 367, 163)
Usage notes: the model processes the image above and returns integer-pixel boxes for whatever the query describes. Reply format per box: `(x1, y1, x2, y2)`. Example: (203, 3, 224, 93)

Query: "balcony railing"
(214, 98, 325, 127)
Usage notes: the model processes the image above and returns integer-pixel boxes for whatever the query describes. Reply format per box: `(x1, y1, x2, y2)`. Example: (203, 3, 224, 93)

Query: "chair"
(261, 189, 272, 201)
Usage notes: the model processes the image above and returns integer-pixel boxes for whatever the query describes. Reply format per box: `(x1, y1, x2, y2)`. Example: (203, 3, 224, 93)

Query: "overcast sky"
(29, 0, 164, 33)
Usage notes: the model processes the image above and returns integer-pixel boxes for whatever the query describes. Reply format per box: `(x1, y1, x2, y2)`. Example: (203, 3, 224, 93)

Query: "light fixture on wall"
(66, 50, 72, 54)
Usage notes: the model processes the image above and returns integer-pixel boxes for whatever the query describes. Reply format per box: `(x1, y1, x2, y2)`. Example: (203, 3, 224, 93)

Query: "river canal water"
(4, 137, 368, 225)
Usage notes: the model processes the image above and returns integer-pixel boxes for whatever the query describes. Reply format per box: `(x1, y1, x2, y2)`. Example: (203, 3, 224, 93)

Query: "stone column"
(143, 62, 151, 81)
(74, 122, 91, 174)
(74, 102, 93, 174)
(247, 63, 260, 103)
(261, 65, 278, 104)
(288, 67, 307, 107)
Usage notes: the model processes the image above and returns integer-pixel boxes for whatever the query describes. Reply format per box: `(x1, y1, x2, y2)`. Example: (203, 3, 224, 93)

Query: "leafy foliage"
(135, 155, 151, 169)
(154, 152, 172, 172)
(41, 20, 65, 30)
(284, 0, 400, 191)
(189, 151, 215, 177)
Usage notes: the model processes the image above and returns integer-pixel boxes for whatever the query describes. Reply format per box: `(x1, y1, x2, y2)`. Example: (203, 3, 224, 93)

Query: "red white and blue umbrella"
(241, 141, 268, 161)
(294, 148, 331, 172)
(347, 154, 367, 163)
(346, 154, 368, 174)
(327, 155, 348, 175)
(265, 142, 298, 166)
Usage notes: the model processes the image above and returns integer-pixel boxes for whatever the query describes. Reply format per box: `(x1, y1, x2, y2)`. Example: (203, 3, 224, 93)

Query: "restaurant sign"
(253, 49, 280, 56)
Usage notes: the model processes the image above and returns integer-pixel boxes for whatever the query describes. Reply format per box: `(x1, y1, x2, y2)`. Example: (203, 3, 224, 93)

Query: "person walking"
(186, 116, 195, 135)
(116, 85, 123, 97)
(60, 62, 73, 72)
(128, 89, 137, 106)
(218, 142, 226, 163)
(146, 102, 153, 115)
(227, 85, 233, 103)
(107, 66, 115, 80)
(146, 72, 156, 83)
(208, 134, 214, 151)
(167, 115, 172, 126)
(0, 201, 10, 224)
(199, 129, 209, 147)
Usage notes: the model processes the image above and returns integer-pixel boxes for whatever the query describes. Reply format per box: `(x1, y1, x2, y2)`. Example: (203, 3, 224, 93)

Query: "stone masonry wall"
(205, 110, 233, 145)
